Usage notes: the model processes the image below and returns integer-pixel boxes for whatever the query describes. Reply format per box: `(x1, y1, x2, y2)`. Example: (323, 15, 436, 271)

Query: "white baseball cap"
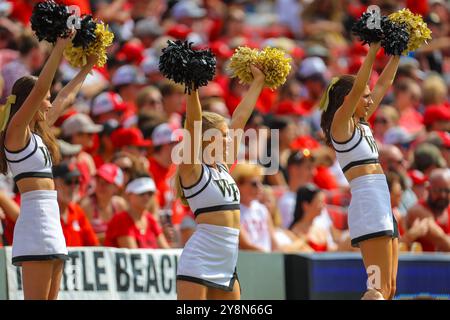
(151, 123, 177, 146)
(297, 57, 327, 80)
(172, 1, 206, 20)
(383, 126, 415, 145)
(61, 113, 103, 136)
(112, 65, 146, 87)
(91, 91, 128, 116)
(125, 177, 156, 194)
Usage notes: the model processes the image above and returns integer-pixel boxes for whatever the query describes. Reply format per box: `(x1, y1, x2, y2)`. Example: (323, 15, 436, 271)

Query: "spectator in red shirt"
(296, 57, 328, 115)
(80, 163, 127, 244)
(53, 162, 99, 247)
(111, 127, 151, 171)
(406, 168, 450, 252)
(105, 176, 170, 249)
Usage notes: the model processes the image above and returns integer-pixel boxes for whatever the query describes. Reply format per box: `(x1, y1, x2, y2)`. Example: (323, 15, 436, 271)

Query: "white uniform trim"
(5, 133, 53, 183)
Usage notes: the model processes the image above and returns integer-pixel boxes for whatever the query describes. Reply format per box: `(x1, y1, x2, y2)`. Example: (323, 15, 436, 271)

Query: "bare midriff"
(344, 163, 384, 183)
(16, 177, 55, 194)
(195, 209, 240, 229)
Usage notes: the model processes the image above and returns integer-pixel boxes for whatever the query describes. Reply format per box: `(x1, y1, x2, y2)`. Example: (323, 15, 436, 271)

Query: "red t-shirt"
(104, 211, 162, 249)
(398, 108, 424, 135)
(416, 201, 450, 252)
(61, 203, 99, 247)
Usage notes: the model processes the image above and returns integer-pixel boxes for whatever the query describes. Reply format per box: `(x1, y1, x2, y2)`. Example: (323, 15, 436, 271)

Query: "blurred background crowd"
(0, 0, 449, 254)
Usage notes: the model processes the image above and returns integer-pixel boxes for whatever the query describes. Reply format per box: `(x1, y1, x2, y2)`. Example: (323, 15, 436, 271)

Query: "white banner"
(5, 247, 182, 300)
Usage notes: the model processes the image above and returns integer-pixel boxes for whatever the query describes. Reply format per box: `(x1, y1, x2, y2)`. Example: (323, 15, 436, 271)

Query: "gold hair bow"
(0, 95, 16, 132)
(318, 77, 339, 112)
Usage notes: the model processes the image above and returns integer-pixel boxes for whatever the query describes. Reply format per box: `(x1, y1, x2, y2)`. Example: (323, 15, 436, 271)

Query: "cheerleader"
(320, 42, 400, 300)
(0, 32, 97, 299)
(175, 65, 265, 300)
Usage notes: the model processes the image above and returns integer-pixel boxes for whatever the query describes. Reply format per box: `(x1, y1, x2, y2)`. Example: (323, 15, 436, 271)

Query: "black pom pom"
(72, 15, 97, 48)
(159, 40, 192, 90)
(30, 0, 71, 43)
(381, 19, 410, 56)
(159, 40, 216, 94)
(190, 49, 216, 91)
(352, 12, 384, 45)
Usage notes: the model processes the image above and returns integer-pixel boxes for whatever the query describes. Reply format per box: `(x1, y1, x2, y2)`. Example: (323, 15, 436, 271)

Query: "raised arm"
(333, 42, 380, 122)
(228, 65, 265, 164)
(47, 55, 97, 126)
(366, 55, 400, 119)
(178, 90, 203, 187)
(6, 35, 72, 149)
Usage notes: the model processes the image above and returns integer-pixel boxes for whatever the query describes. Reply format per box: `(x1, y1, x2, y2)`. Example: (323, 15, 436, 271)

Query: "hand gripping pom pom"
(388, 8, 432, 55)
(72, 15, 97, 48)
(30, 0, 71, 43)
(228, 46, 259, 85)
(351, 11, 384, 45)
(64, 21, 114, 68)
(159, 40, 216, 94)
(228, 46, 291, 89)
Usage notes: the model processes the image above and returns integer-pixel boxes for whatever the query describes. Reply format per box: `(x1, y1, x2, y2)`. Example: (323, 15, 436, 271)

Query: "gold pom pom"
(228, 46, 292, 89)
(256, 47, 292, 90)
(389, 8, 432, 55)
(89, 22, 114, 67)
(228, 46, 259, 85)
(64, 21, 114, 68)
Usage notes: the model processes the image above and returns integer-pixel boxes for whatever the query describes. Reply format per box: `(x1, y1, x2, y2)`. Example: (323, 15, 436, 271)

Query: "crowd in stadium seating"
(0, 0, 449, 253)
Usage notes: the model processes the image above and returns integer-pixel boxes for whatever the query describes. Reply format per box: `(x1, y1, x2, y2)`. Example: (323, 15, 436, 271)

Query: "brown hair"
(0, 76, 60, 174)
(320, 75, 355, 146)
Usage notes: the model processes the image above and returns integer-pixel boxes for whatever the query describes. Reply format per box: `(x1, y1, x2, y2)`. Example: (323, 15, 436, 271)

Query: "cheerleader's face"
(203, 122, 231, 165)
(35, 91, 52, 122)
(354, 86, 373, 119)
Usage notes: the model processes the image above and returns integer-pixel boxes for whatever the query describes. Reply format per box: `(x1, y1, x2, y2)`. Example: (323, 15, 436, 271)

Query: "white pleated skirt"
(348, 174, 398, 247)
(177, 223, 240, 292)
(12, 190, 69, 266)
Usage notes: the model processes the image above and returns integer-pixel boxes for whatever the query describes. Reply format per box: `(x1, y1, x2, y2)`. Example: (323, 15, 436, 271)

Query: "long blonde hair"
(0, 76, 60, 174)
(173, 111, 226, 205)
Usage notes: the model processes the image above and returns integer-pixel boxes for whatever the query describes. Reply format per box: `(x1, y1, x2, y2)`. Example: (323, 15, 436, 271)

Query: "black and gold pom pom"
(72, 15, 97, 49)
(64, 21, 114, 68)
(30, 0, 71, 43)
(389, 8, 432, 55)
(159, 40, 216, 94)
(351, 11, 384, 45)
(381, 19, 410, 56)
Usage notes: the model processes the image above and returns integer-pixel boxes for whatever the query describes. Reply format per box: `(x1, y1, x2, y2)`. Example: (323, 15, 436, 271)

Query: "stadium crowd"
(0, 0, 449, 253)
